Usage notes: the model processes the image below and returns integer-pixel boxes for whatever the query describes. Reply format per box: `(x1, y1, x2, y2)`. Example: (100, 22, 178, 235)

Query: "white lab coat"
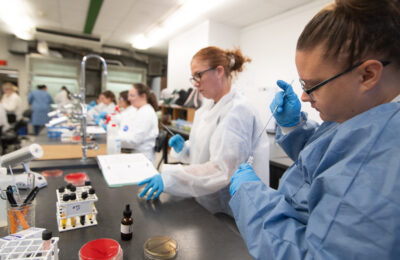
(162, 88, 270, 215)
(119, 104, 158, 164)
(114, 106, 137, 126)
(54, 90, 71, 108)
(1, 92, 22, 120)
(0, 104, 10, 131)
(87, 103, 116, 123)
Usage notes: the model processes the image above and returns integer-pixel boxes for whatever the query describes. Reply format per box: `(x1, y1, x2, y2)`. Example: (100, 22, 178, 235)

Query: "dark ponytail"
(102, 90, 116, 104)
(62, 86, 71, 100)
(133, 83, 159, 111)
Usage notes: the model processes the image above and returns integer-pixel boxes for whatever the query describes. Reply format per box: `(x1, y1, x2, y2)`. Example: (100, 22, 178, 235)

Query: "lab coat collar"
(202, 88, 237, 120)
(391, 94, 400, 103)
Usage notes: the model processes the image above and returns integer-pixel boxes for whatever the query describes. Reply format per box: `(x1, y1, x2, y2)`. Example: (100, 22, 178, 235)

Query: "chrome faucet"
(79, 54, 108, 161)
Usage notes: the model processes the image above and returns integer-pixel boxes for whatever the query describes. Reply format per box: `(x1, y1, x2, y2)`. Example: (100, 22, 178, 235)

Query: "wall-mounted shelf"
(160, 104, 195, 122)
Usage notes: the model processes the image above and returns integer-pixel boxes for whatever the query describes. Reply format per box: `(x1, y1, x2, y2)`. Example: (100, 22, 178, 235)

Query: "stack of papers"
(96, 153, 158, 187)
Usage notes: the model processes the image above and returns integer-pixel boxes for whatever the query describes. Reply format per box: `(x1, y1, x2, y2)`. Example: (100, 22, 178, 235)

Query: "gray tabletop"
(33, 132, 106, 145)
(2, 161, 253, 260)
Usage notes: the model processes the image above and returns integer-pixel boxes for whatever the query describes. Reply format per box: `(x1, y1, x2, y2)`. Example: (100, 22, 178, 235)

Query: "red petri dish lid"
(64, 172, 88, 186)
(79, 238, 120, 260)
(41, 169, 63, 177)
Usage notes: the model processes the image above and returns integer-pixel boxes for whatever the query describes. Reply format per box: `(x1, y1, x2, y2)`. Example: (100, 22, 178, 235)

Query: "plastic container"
(47, 127, 62, 138)
(107, 124, 121, 155)
(7, 201, 35, 234)
(64, 172, 88, 186)
(79, 238, 123, 260)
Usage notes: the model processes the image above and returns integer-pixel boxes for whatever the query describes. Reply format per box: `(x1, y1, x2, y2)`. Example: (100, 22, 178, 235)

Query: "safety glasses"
(299, 60, 391, 101)
(189, 67, 216, 85)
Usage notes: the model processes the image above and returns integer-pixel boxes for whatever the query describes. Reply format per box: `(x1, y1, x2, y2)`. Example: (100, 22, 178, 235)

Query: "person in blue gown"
(229, 0, 400, 259)
(28, 85, 54, 135)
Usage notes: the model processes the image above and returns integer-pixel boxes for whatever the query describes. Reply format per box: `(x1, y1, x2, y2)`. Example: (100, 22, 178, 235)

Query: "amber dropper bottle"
(121, 204, 133, 240)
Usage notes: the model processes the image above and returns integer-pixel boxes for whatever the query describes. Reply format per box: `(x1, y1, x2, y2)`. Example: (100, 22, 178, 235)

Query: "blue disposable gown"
(28, 90, 54, 125)
(230, 102, 400, 260)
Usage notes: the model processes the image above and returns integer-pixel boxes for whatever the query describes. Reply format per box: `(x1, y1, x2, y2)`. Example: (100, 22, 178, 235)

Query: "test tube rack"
(56, 186, 98, 232)
(0, 237, 59, 260)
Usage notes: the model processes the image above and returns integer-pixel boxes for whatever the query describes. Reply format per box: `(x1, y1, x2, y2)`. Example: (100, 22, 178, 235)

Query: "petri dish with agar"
(41, 169, 63, 177)
(64, 172, 88, 186)
(144, 236, 178, 260)
(79, 238, 123, 260)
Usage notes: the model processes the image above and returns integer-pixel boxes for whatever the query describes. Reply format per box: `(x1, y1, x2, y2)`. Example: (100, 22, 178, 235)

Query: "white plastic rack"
(0, 237, 59, 260)
(56, 186, 98, 232)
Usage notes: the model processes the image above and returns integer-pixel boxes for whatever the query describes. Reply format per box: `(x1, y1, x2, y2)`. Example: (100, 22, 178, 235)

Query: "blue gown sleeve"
(231, 104, 400, 260)
(276, 112, 319, 161)
(230, 127, 400, 259)
(49, 94, 54, 104)
(28, 92, 33, 105)
(230, 181, 309, 260)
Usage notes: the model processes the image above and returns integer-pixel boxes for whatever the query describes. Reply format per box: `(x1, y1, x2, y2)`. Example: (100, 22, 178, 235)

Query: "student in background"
(115, 90, 137, 125)
(103, 90, 137, 130)
(0, 102, 10, 132)
(1, 82, 22, 122)
(117, 90, 129, 111)
(119, 83, 158, 164)
(28, 85, 53, 135)
(87, 90, 116, 124)
(54, 86, 72, 108)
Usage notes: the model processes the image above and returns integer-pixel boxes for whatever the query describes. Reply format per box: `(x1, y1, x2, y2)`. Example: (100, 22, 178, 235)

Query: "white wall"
(167, 20, 240, 92)
(236, 0, 331, 125)
(167, 21, 210, 91)
(208, 20, 240, 49)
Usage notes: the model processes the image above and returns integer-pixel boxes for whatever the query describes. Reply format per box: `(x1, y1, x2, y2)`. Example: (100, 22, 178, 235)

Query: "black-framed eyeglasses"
(299, 60, 391, 101)
(189, 67, 216, 85)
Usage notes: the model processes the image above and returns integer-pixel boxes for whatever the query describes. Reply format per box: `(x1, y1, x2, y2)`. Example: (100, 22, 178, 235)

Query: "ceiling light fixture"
(0, 0, 35, 40)
(131, 0, 226, 50)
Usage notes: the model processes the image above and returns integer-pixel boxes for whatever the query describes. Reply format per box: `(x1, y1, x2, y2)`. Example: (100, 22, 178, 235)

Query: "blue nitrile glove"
(168, 134, 184, 153)
(270, 80, 301, 127)
(138, 174, 164, 200)
(98, 111, 108, 119)
(230, 163, 261, 196)
(87, 100, 96, 111)
(94, 115, 102, 125)
(102, 123, 107, 131)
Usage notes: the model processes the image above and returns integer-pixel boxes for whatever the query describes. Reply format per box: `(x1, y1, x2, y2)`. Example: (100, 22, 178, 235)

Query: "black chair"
(1, 128, 20, 155)
(6, 112, 16, 124)
(0, 109, 32, 154)
(155, 130, 169, 170)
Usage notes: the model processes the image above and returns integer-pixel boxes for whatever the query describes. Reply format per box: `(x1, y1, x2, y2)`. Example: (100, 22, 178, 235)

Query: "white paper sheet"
(87, 126, 106, 134)
(96, 153, 158, 187)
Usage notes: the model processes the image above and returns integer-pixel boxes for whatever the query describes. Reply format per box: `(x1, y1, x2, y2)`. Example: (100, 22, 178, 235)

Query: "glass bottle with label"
(121, 204, 133, 240)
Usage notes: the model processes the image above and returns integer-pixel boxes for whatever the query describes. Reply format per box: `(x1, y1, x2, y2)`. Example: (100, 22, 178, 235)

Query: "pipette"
(246, 102, 281, 165)
(160, 122, 175, 136)
(246, 88, 289, 165)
